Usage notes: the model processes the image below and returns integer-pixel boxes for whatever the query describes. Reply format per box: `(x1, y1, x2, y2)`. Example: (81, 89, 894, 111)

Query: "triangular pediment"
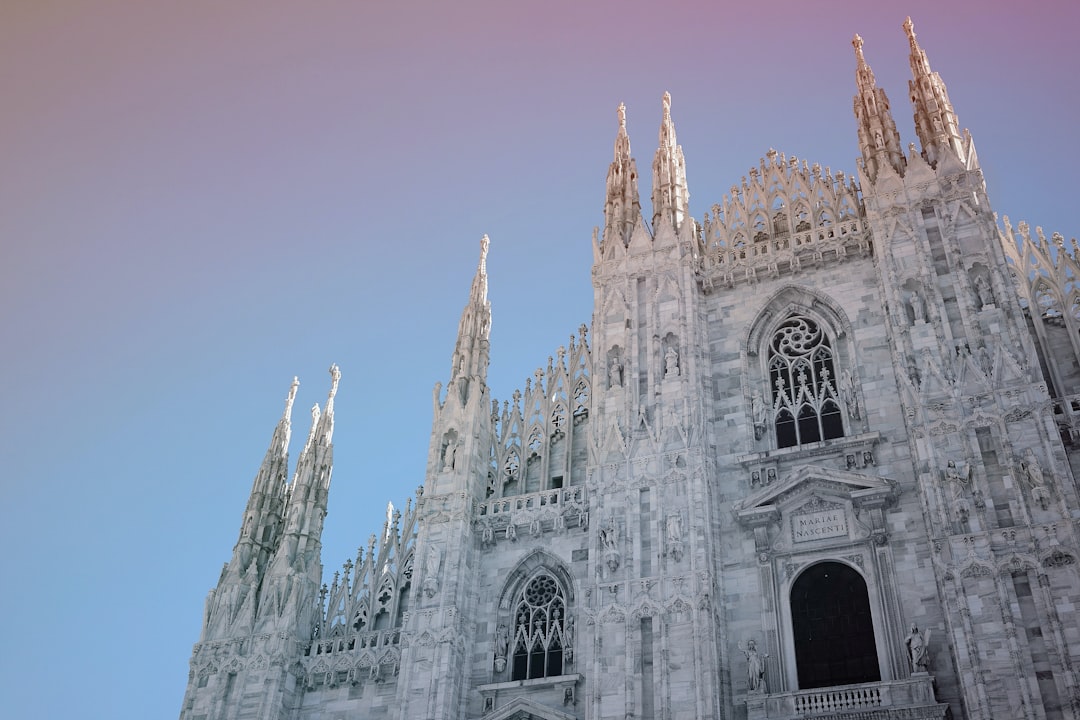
(735, 464, 896, 522)
(484, 696, 578, 720)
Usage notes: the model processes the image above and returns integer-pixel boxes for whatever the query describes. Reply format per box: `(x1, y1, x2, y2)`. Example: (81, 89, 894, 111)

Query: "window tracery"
(510, 572, 567, 680)
(768, 316, 844, 448)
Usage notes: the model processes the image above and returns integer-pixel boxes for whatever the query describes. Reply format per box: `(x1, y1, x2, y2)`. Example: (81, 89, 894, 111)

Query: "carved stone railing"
(701, 219, 869, 289)
(478, 486, 586, 517)
(307, 628, 400, 657)
(301, 629, 403, 690)
(476, 486, 588, 544)
(747, 676, 947, 720)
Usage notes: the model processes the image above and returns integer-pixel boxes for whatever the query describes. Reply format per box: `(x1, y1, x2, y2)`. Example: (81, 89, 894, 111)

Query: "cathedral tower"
(395, 237, 496, 720)
(181, 367, 340, 720)
(860, 19, 1080, 717)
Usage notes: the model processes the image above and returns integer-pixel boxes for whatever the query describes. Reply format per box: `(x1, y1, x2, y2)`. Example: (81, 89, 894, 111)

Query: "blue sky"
(2, 1, 1078, 717)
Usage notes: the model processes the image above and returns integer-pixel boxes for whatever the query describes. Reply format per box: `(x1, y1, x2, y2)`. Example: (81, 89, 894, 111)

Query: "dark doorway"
(791, 561, 880, 689)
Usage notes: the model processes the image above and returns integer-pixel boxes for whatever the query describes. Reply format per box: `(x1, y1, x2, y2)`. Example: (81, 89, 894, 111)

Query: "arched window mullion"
(769, 316, 844, 448)
(509, 572, 568, 681)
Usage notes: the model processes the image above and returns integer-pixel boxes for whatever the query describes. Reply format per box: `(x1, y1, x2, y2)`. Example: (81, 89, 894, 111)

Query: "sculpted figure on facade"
(838, 369, 860, 419)
(905, 623, 931, 673)
(740, 639, 768, 693)
(908, 290, 926, 323)
(601, 517, 621, 573)
(563, 615, 574, 663)
(666, 514, 684, 563)
(665, 345, 680, 378)
(609, 355, 623, 388)
(1021, 448, 1052, 510)
(442, 440, 458, 471)
(751, 391, 767, 439)
(422, 545, 442, 598)
(493, 624, 509, 672)
(974, 274, 994, 309)
(944, 459, 971, 497)
(945, 459, 973, 520)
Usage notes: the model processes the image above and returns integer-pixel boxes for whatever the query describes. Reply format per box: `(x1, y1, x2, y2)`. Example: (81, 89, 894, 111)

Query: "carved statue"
(600, 518, 619, 551)
(838, 369, 859, 419)
(1021, 448, 1052, 510)
(751, 392, 767, 439)
(905, 623, 931, 672)
(908, 291, 926, 323)
(493, 624, 509, 672)
(563, 615, 575, 662)
(609, 356, 623, 388)
(944, 459, 971, 498)
(442, 441, 458, 471)
(601, 517, 621, 573)
(740, 639, 768, 693)
(422, 546, 442, 598)
(665, 346, 680, 378)
(974, 275, 993, 308)
(666, 514, 684, 563)
(1021, 448, 1046, 488)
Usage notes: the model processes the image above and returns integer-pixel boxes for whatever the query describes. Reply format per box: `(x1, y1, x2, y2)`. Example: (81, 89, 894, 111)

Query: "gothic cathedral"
(180, 19, 1080, 720)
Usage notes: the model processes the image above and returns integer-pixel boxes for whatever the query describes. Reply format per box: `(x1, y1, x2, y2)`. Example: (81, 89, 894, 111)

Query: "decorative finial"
(903, 16, 915, 40)
(853, 33, 863, 54)
(285, 376, 299, 417)
(617, 102, 626, 129)
(662, 91, 671, 117)
(328, 364, 341, 400)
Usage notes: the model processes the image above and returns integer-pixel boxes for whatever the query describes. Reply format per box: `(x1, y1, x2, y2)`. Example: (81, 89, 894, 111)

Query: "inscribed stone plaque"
(791, 507, 848, 543)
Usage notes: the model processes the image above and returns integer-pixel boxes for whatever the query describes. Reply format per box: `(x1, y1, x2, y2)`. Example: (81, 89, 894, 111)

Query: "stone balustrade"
(477, 485, 586, 518)
(747, 675, 947, 719)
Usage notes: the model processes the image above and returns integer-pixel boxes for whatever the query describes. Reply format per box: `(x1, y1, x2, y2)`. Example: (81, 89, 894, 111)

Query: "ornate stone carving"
(422, 546, 442, 598)
(740, 639, 769, 693)
(751, 391, 767, 439)
(904, 623, 931, 673)
(493, 623, 508, 673)
(666, 514, 684, 563)
(600, 517, 621, 573)
(664, 345, 680, 378)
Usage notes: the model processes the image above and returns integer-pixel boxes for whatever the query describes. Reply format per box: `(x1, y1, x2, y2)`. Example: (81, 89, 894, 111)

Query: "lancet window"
(768, 316, 844, 448)
(511, 573, 567, 680)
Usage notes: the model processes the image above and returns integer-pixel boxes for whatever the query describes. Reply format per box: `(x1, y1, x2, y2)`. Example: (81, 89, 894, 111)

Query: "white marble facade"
(181, 20, 1080, 720)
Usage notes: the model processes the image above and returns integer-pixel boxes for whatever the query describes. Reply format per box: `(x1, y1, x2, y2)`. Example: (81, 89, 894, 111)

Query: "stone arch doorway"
(790, 561, 880, 689)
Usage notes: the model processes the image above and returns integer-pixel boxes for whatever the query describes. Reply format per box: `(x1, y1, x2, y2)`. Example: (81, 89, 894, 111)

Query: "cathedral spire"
(651, 92, 690, 233)
(904, 17, 966, 168)
(232, 376, 298, 570)
(448, 236, 491, 400)
(852, 33, 905, 182)
(603, 102, 642, 246)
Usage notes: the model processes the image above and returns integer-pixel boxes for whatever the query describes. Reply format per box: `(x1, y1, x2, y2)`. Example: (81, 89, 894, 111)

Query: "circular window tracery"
(768, 316, 845, 448)
(510, 572, 567, 680)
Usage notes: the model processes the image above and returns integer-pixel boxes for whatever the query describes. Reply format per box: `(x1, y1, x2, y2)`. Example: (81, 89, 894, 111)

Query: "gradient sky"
(2, 1, 1078, 718)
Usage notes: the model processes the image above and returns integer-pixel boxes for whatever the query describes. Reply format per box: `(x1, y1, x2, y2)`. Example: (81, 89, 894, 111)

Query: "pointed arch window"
(769, 316, 844, 448)
(511, 573, 567, 680)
